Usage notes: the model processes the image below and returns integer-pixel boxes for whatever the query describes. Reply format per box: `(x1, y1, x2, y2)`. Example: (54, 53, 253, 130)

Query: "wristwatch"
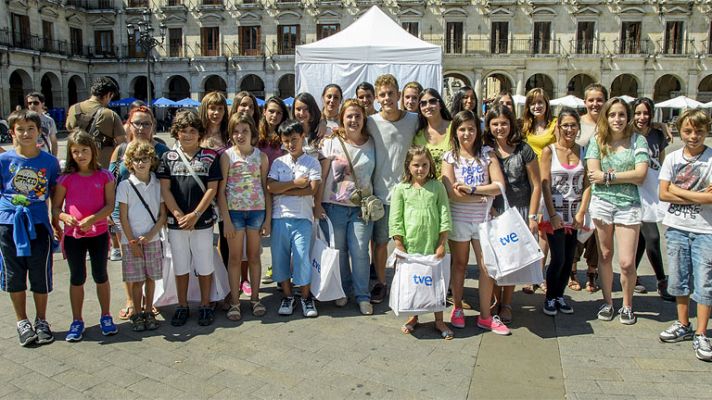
(528, 214, 537, 221)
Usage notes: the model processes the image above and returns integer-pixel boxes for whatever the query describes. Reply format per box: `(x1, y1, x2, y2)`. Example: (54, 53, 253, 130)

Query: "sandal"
(568, 272, 582, 291)
(151, 306, 160, 316)
(401, 316, 419, 334)
(119, 306, 134, 320)
(499, 304, 513, 325)
(251, 301, 267, 317)
(586, 272, 600, 293)
(226, 303, 242, 321)
(522, 284, 538, 295)
(437, 328, 454, 340)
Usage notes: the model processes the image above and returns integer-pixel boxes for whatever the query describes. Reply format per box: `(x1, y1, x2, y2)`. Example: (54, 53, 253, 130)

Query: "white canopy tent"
(550, 95, 585, 108)
(295, 6, 442, 105)
(655, 95, 703, 109)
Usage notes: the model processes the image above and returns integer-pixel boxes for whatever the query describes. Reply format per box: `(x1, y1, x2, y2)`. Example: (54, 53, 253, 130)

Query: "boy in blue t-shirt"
(0, 110, 61, 346)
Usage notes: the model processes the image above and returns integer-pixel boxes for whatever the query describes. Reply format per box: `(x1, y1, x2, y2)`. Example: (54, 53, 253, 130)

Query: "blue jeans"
(271, 218, 312, 287)
(665, 228, 712, 306)
(321, 203, 374, 302)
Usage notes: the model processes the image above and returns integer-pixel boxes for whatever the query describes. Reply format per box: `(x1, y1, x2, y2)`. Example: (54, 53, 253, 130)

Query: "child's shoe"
(543, 298, 558, 316)
(618, 306, 637, 325)
(131, 313, 146, 332)
(659, 321, 694, 343)
(693, 334, 712, 361)
(278, 296, 296, 315)
(555, 297, 574, 314)
(34, 318, 54, 345)
(477, 315, 511, 336)
(17, 320, 37, 347)
(109, 248, 122, 261)
(100, 315, 118, 336)
(65, 320, 85, 342)
(198, 306, 215, 326)
(450, 307, 465, 329)
(240, 280, 252, 296)
(596, 303, 615, 321)
(261, 266, 273, 284)
(171, 306, 190, 326)
(144, 312, 160, 330)
(301, 296, 318, 318)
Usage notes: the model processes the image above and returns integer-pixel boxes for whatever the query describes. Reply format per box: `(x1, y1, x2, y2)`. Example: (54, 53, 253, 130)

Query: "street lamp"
(127, 9, 166, 107)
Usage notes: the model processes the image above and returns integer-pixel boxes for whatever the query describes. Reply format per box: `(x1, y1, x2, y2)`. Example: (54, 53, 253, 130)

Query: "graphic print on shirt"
(9, 162, 49, 200)
(459, 160, 487, 186)
(329, 156, 354, 203)
(666, 161, 709, 220)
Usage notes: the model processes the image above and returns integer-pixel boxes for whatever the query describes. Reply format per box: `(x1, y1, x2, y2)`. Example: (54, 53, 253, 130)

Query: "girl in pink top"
(52, 130, 117, 341)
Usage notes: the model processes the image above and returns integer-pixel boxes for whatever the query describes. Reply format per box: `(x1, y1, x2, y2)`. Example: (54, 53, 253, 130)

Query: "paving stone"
(51, 368, 105, 392)
(21, 355, 72, 378)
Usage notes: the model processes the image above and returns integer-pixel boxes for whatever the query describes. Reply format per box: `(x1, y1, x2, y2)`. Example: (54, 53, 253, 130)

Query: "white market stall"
(295, 6, 442, 104)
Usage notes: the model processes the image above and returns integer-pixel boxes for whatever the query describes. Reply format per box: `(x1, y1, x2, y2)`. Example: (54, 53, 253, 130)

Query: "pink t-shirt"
(57, 169, 114, 238)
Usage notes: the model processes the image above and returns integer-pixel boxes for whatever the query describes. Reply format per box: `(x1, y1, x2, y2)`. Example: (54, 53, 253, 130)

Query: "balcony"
(87, 45, 119, 58)
(275, 0, 302, 9)
(0, 30, 73, 56)
(429, 37, 561, 56)
(571, 39, 601, 56)
(615, 38, 652, 57)
(126, 0, 149, 11)
(161, 0, 188, 11)
(198, 0, 225, 10)
(234, 0, 260, 9)
(65, 0, 115, 9)
(397, 0, 425, 5)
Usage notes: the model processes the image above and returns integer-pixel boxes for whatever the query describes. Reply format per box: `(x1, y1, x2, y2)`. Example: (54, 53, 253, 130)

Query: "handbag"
(174, 144, 219, 223)
(388, 249, 450, 317)
(335, 136, 384, 222)
(478, 182, 544, 276)
(309, 216, 346, 301)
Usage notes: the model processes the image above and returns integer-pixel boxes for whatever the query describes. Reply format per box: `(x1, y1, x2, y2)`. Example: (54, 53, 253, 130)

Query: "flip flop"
(401, 317, 419, 334)
(118, 306, 134, 320)
(437, 328, 454, 340)
(499, 304, 513, 325)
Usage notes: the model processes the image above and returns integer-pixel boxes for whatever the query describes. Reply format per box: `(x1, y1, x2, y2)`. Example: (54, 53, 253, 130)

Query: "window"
(277, 24, 299, 55)
(201, 27, 220, 56)
(664, 21, 684, 55)
(94, 30, 114, 56)
(491, 22, 508, 54)
(70, 27, 83, 55)
(128, 0, 148, 7)
(239, 26, 261, 55)
(42, 21, 55, 52)
(620, 22, 641, 54)
(128, 30, 146, 58)
(202, 0, 222, 5)
(168, 28, 182, 57)
(11, 14, 31, 49)
(532, 22, 551, 54)
(402, 22, 419, 37)
(317, 24, 339, 40)
(445, 22, 463, 54)
(576, 21, 596, 54)
(168, 0, 182, 5)
(709, 22, 712, 54)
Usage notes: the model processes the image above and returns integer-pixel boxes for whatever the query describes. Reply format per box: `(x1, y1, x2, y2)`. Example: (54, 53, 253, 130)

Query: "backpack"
(72, 104, 113, 148)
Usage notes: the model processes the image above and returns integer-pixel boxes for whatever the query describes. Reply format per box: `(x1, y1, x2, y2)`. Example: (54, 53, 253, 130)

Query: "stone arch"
(567, 73, 596, 99)
(277, 73, 295, 99)
(130, 76, 155, 102)
(653, 74, 683, 102)
(40, 72, 61, 109)
(525, 73, 555, 98)
(240, 74, 265, 99)
(697, 74, 712, 103)
(482, 71, 513, 100)
(68, 75, 86, 107)
(202, 75, 227, 98)
(610, 73, 639, 98)
(9, 69, 33, 110)
(165, 75, 191, 101)
(443, 72, 471, 103)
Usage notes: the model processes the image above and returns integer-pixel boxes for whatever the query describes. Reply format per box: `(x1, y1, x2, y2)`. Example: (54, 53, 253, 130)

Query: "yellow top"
(525, 118, 557, 158)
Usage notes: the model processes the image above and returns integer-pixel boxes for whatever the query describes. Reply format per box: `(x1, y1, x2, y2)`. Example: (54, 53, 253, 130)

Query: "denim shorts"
(229, 210, 266, 231)
(372, 204, 391, 245)
(665, 228, 712, 306)
(590, 196, 641, 226)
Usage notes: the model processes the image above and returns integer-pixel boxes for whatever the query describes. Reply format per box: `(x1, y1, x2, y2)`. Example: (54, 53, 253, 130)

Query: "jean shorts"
(589, 196, 641, 226)
(373, 204, 391, 245)
(229, 210, 266, 231)
(665, 228, 712, 306)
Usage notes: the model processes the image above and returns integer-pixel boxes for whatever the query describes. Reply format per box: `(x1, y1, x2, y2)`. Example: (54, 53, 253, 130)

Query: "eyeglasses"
(560, 124, 579, 130)
(132, 157, 152, 164)
(419, 98, 439, 107)
(27, 101, 41, 106)
(130, 121, 153, 130)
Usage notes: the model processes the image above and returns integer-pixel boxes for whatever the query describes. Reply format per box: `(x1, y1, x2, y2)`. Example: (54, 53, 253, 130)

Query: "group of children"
(1, 74, 710, 363)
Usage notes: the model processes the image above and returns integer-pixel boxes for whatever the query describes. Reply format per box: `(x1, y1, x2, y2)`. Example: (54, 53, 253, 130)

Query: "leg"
(449, 240, 470, 309)
(88, 233, 111, 316)
(130, 282, 144, 314)
(677, 296, 691, 326)
(198, 274, 214, 307)
(192, 229, 216, 307)
(144, 278, 156, 312)
(226, 230, 246, 304)
(64, 235, 88, 320)
(347, 209, 374, 303)
(434, 311, 453, 339)
(474, 240, 495, 319)
(175, 274, 189, 306)
(546, 230, 566, 300)
(32, 293, 48, 321)
(322, 205, 351, 296)
(271, 219, 293, 298)
(690, 233, 712, 334)
(613, 223, 640, 309)
(372, 207, 390, 285)
(594, 220, 615, 305)
(245, 229, 263, 302)
(10, 292, 28, 321)
(640, 222, 666, 281)
(168, 229, 191, 307)
(634, 229, 646, 271)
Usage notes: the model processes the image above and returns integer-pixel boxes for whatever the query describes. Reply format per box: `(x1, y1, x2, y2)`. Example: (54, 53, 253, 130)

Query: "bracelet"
(610, 172, 616, 183)
(469, 186, 477, 195)
(129, 239, 138, 245)
(193, 210, 203, 218)
(528, 214, 537, 221)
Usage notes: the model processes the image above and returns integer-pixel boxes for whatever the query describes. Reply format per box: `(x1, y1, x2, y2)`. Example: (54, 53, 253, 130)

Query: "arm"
(78, 179, 116, 231)
(142, 203, 167, 242)
(525, 158, 541, 234)
(314, 157, 330, 219)
(119, 202, 142, 257)
(574, 157, 592, 228)
(540, 147, 562, 230)
(49, 121, 58, 156)
(260, 155, 272, 236)
(668, 183, 712, 204)
(108, 146, 121, 176)
(267, 178, 305, 194)
(435, 183, 450, 259)
(50, 183, 71, 239)
(217, 154, 236, 238)
(388, 185, 406, 245)
(441, 160, 469, 202)
(178, 180, 218, 230)
(659, 180, 690, 204)
(160, 178, 183, 220)
(282, 180, 319, 196)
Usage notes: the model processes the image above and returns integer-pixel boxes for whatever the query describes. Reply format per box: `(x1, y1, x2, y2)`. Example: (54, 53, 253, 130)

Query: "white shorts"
(450, 219, 481, 242)
(589, 196, 641, 226)
(168, 228, 215, 276)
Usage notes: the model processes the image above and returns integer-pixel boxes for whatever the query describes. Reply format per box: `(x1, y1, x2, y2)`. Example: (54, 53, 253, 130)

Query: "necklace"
(682, 146, 707, 163)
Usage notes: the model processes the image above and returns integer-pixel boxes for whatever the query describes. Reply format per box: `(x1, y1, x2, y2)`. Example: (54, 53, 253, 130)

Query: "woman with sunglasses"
(413, 88, 453, 177)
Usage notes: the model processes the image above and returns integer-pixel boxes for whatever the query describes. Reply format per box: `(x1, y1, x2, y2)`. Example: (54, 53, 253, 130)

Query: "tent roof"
(655, 95, 703, 109)
(296, 6, 440, 64)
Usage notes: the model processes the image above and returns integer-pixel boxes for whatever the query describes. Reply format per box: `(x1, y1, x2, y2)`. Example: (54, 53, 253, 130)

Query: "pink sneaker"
(477, 315, 511, 336)
(450, 307, 465, 329)
(240, 280, 252, 297)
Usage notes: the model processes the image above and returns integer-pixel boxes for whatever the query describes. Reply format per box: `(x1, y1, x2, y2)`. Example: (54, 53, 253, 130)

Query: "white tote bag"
(388, 249, 451, 317)
(638, 167, 667, 223)
(478, 183, 544, 275)
(310, 216, 346, 302)
(576, 213, 595, 244)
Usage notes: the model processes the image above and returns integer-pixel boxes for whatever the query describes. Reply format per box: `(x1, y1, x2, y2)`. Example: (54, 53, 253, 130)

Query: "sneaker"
(109, 248, 122, 261)
(198, 306, 215, 326)
(170, 306, 190, 326)
(657, 279, 676, 302)
(100, 315, 118, 336)
(618, 306, 637, 325)
(659, 321, 694, 343)
(633, 279, 647, 294)
(555, 297, 574, 314)
(370, 282, 387, 304)
(477, 315, 511, 336)
(450, 307, 465, 328)
(335, 297, 348, 307)
(693, 334, 712, 361)
(358, 301, 373, 315)
(34, 319, 54, 345)
(261, 266, 273, 284)
(65, 320, 85, 342)
(240, 280, 252, 296)
(597, 304, 615, 321)
(131, 313, 146, 332)
(144, 312, 159, 330)
(301, 297, 318, 318)
(543, 299, 558, 316)
(278, 296, 296, 316)
(17, 320, 37, 347)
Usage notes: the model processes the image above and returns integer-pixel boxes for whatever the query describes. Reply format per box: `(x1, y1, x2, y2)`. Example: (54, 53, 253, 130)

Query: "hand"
(668, 184, 681, 195)
(394, 243, 407, 258)
(550, 214, 564, 231)
(77, 216, 95, 232)
(587, 170, 606, 185)
(453, 182, 470, 195)
(129, 242, 143, 258)
(294, 176, 309, 188)
(435, 244, 446, 260)
(223, 221, 237, 239)
(528, 218, 538, 235)
(572, 212, 585, 230)
(51, 224, 63, 242)
(178, 211, 199, 230)
(705, 185, 712, 193)
(60, 213, 79, 226)
(314, 204, 326, 220)
(260, 221, 271, 237)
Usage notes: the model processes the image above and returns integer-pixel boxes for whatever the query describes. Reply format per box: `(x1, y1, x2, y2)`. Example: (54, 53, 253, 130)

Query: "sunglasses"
(27, 101, 41, 106)
(419, 98, 439, 107)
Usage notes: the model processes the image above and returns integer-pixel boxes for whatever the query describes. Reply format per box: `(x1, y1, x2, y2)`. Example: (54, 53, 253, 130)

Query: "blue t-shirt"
(0, 149, 60, 225)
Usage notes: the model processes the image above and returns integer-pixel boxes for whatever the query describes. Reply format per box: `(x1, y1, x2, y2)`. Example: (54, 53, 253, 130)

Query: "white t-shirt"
(659, 147, 712, 234)
(268, 152, 322, 220)
(367, 111, 419, 204)
(320, 135, 375, 207)
(116, 173, 163, 244)
(442, 148, 492, 224)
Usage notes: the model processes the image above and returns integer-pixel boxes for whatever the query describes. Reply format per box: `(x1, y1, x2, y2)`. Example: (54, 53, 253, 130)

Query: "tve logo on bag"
(312, 259, 321, 273)
(498, 232, 519, 246)
(412, 275, 433, 286)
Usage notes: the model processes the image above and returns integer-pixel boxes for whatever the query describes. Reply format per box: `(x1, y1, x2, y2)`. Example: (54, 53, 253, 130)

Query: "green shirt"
(413, 124, 452, 178)
(389, 180, 451, 255)
(585, 133, 650, 207)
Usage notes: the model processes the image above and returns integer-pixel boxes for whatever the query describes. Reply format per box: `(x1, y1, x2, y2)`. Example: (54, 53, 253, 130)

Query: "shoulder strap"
(128, 180, 157, 224)
(175, 146, 207, 193)
(117, 142, 128, 161)
(335, 135, 361, 190)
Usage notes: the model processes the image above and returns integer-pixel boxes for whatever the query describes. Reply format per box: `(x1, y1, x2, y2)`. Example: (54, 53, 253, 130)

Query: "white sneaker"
(278, 297, 296, 316)
(301, 297, 318, 318)
(358, 301, 373, 315)
(109, 248, 122, 261)
(335, 297, 348, 307)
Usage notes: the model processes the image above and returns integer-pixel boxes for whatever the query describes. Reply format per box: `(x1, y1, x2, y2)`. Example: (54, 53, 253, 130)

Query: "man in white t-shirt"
(658, 109, 712, 362)
(25, 92, 58, 156)
(365, 74, 419, 304)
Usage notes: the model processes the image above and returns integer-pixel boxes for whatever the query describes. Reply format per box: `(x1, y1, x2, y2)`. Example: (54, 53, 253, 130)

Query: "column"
(515, 70, 525, 96)
(687, 70, 698, 99)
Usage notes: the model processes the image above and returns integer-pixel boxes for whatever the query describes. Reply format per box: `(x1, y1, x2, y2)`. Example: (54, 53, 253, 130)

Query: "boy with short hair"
(267, 120, 321, 317)
(0, 110, 61, 346)
(658, 108, 712, 361)
(366, 74, 420, 303)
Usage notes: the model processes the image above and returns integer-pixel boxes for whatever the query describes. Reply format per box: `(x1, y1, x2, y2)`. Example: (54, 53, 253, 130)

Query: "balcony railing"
(430, 38, 560, 56)
(87, 45, 119, 58)
(127, 0, 149, 7)
(65, 0, 115, 9)
(0, 29, 74, 55)
(615, 38, 652, 56)
(571, 39, 600, 55)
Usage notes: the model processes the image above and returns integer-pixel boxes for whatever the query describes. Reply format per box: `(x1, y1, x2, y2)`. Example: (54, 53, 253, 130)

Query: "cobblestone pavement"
(1, 136, 711, 399)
